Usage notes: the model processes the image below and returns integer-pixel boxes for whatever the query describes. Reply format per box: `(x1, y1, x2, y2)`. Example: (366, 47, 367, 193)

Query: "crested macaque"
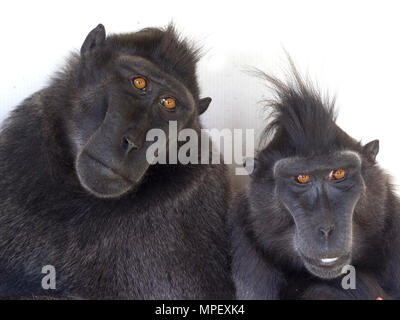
(0, 24, 234, 299)
(230, 67, 400, 300)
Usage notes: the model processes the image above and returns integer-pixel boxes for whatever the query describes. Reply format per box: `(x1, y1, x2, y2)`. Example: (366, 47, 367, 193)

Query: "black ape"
(230, 67, 400, 300)
(0, 24, 234, 299)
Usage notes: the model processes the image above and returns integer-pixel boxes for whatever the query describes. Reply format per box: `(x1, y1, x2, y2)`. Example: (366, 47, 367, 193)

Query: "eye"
(160, 97, 176, 110)
(329, 169, 346, 180)
(296, 174, 310, 184)
(132, 77, 147, 90)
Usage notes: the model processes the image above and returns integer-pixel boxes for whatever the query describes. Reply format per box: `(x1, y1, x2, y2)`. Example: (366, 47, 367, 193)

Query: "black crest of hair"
(230, 62, 400, 300)
(257, 64, 361, 162)
(0, 24, 234, 299)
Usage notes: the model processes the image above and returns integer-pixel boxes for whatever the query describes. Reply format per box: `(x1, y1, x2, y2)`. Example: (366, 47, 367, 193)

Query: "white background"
(1, 0, 399, 191)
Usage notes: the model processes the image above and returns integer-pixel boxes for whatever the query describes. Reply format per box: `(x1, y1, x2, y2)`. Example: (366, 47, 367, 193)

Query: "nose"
(319, 225, 335, 238)
(121, 135, 141, 154)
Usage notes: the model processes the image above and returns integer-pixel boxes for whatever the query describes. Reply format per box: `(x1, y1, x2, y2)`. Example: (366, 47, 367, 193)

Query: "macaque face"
(70, 55, 197, 198)
(273, 151, 365, 279)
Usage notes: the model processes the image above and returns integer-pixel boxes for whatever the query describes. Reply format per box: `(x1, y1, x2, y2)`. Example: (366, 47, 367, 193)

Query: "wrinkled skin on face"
(68, 25, 211, 198)
(273, 151, 365, 279)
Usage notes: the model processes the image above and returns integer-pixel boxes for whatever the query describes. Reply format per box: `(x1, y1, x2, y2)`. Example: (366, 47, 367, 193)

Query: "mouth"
(76, 151, 136, 198)
(299, 252, 351, 279)
(84, 152, 134, 185)
(320, 257, 339, 265)
(301, 253, 350, 268)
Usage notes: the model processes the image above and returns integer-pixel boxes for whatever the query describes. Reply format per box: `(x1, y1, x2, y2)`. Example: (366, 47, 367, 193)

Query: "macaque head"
(66, 24, 211, 198)
(249, 68, 381, 279)
(273, 145, 378, 279)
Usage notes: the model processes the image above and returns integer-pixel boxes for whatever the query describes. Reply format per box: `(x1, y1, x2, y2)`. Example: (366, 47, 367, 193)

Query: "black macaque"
(230, 66, 400, 300)
(0, 24, 234, 299)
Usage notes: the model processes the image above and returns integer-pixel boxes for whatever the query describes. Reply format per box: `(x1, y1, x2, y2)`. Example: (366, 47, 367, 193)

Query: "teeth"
(321, 257, 339, 263)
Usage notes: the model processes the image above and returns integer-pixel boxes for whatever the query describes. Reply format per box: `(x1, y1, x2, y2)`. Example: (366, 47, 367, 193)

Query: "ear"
(243, 157, 259, 176)
(363, 139, 379, 162)
(81, 24, 106, 55)
(198, 97, 212, 115)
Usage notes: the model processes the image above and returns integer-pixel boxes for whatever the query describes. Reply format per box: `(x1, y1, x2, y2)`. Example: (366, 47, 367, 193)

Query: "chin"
(300, 253, 352, 280)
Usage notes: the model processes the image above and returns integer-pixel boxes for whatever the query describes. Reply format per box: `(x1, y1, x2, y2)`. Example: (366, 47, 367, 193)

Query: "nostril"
(122, 135, 140, 153)
(319, 226, 334, 238)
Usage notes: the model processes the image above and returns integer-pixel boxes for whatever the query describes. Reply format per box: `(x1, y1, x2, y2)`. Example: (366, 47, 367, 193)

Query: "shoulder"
(228, 191, 251, 229)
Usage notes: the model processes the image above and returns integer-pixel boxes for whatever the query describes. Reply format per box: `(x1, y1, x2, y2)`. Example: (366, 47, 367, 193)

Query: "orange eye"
(329, 169, 346, 180)
(160, 97, 176, 110)
(132, 77, 147, 90)
(296, 174, 310, 184)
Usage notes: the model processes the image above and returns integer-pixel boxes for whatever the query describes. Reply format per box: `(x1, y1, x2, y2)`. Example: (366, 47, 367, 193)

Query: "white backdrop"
(1, 0, 399, 191)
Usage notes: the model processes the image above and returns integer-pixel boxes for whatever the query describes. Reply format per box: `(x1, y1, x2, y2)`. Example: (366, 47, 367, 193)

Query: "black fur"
(230, 66, 400, 300)
(0, 24, 234, 299)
